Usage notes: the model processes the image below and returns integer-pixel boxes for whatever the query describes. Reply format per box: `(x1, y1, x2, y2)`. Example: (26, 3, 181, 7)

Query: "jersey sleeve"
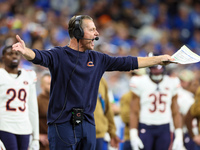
(28, 70, 39, 140)
(171, 77, 181, 96)
(29, 70, 37, 84)
(180, 98, 194, 115)
(129, 76, 141, 96)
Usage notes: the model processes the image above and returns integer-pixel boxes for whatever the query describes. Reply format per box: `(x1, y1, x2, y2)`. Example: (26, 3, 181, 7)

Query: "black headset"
(73, 15, 84, 40)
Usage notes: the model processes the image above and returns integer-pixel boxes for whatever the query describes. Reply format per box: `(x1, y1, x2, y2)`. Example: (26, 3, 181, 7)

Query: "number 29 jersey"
(130, 74, 180, 125)
(0, 68, 37, 135)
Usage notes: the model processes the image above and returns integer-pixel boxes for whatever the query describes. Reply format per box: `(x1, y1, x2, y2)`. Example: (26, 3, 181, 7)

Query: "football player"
(129, 56, 183, 150)
(177, 69, 198, 150)
(0, 46, 39, 150)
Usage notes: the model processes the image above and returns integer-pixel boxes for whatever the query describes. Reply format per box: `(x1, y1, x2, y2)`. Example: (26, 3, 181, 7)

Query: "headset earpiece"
(73, 16, 84, 40)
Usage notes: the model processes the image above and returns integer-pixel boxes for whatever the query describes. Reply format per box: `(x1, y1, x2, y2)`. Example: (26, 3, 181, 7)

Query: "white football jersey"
(177, 87, 194, 115)
(130, 74, 180, 125)
(0, 68, 38, 136)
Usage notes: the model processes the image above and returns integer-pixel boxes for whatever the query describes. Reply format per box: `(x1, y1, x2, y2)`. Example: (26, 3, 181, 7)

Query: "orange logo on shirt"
(24, 81, 28, 85)
(87, 61, 94, 67)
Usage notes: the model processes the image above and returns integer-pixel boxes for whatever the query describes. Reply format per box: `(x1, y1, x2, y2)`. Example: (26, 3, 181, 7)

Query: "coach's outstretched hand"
(12, 35, 36, 60)
(138, 54, 175, 68)
(159, 55, 175, 66)
(12, 35, 27, 54)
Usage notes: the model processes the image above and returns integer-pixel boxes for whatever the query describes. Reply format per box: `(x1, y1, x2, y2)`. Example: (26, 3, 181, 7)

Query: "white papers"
(171, 45, 200, 64)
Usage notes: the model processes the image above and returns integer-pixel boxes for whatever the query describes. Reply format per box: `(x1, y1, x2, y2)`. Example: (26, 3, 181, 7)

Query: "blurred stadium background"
(1, 0, 200, 149)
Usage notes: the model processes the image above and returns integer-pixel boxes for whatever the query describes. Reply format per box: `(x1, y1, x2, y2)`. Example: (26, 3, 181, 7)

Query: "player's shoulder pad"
(166, 75, 181, 88)
(0, 68, 4, 73)
(130, 75, 146, 88)
(24, 69, 37, 83)
(130, 74, 146, 83)
(0, 68, 4, 77)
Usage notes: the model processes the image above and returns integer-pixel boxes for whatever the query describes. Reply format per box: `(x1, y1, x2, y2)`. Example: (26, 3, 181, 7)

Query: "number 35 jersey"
(0, 68, 38, 135)
(130, 74, 180, 125)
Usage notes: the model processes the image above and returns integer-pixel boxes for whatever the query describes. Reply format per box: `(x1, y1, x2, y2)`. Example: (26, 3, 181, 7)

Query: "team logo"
(87, 61, 94, 67)
(165, 87, 169, 90)
(130, 83, 136, 88)
(77, 113, 81, 117)
(23, 81, 28, 85)
(140, 128, 146, 133)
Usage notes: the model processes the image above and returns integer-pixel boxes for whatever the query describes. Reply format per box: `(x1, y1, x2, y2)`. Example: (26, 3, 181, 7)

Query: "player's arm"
(137, 55, 174, 68)
(185, 107, 195, 138)
(171, 94, 183, 150)
(130, 92, 140, 129)
(129, 92, 144, 150)
(171, 94, 182, 129)
(12, 35, 35, 60)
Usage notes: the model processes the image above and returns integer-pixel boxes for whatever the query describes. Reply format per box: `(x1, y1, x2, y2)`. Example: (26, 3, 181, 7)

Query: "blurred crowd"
(1, 0, 200, 95)
(1, 0, 200, 149)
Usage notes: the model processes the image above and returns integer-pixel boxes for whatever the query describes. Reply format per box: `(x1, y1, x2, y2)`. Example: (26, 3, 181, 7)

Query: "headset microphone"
(94, 37, 99, 41)
(82, 37, 99, 41)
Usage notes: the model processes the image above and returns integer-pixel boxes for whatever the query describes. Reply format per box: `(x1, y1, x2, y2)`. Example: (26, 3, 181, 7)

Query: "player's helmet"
(147, 52, 165, 83)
